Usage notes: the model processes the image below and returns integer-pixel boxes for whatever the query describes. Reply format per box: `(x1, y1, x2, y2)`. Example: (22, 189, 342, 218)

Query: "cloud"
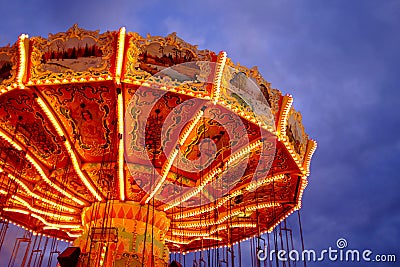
(162, 16, 206, 47)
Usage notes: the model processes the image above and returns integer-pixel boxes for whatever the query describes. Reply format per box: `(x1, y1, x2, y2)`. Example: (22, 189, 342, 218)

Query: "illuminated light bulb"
(35, 97, 102, 201)
(31, 213, 81, 229)
(117, 91, 125, 201)
(3, 208, 30, 215)
(0, 130, 23, 151)
(115, 27, 126, 84)
(7, 173, 75, 212)
(25, 154, 84, 206)
(17, 34, 28, 89)
(212, 51, 227, 105)
(149, 133, 201, 204)
(11, 195, 76, 221)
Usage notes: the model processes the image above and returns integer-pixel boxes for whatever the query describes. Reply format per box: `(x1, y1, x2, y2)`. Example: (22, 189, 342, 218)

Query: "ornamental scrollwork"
(29, 24, 116, 84)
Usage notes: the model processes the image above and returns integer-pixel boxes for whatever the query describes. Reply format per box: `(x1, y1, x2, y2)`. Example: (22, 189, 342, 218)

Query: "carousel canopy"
(0, 25, 316, 253)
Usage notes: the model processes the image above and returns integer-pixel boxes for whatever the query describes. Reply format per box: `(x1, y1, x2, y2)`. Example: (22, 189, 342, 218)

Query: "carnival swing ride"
(0, 25, 316, 266)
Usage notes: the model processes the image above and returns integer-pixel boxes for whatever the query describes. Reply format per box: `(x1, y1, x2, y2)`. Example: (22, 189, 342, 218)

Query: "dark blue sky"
(1, 0, 399, 266)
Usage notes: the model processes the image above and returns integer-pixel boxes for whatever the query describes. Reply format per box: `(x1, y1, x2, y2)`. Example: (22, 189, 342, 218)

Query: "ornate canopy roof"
(0, 25, 316, 252)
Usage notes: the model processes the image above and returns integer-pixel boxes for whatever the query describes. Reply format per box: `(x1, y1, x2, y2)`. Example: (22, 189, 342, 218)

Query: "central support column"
(74, 201, 170, 267)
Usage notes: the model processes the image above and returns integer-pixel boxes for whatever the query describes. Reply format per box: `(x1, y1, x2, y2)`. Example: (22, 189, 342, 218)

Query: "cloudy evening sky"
(0, 0, 399, 266)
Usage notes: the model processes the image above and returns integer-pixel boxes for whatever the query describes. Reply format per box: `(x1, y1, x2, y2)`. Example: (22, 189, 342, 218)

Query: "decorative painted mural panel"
(41, 82, 117, 160)
(28, 24, 116, 84)
(0, 89, 66, 167)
